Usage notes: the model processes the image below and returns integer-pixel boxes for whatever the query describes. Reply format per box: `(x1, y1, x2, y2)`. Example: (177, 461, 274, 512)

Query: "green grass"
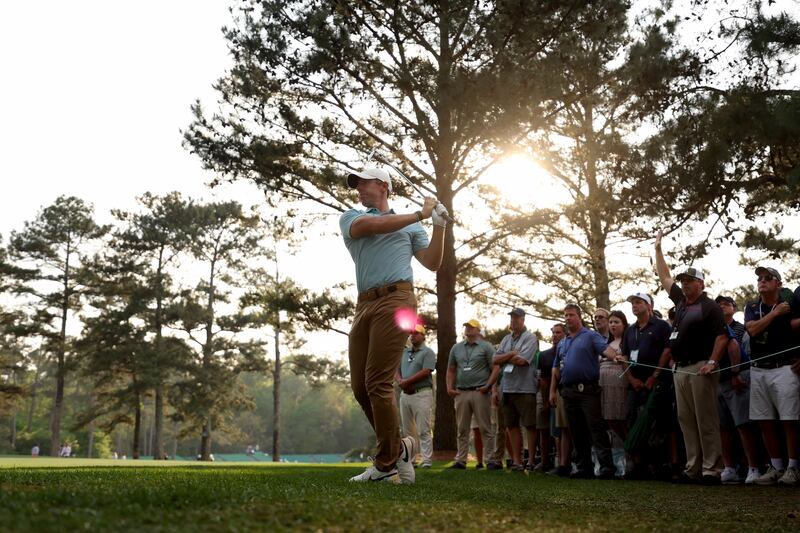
(0, 458, 797, 532)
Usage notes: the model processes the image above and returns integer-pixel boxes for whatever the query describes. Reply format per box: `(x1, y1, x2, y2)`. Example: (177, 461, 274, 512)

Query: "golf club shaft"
(371, 153, 454, 223)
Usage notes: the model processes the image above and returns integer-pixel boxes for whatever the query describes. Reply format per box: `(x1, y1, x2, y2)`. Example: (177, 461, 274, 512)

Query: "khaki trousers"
(491, 402, 507, 463)
(349, 288, 416, 471)
(399, 388, 434, 465)
(674, 361, 723, 478)
(454, 390, 494, 463)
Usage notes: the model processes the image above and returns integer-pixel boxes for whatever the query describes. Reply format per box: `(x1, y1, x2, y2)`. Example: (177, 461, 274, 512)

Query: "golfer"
(340, 167, 446, 484)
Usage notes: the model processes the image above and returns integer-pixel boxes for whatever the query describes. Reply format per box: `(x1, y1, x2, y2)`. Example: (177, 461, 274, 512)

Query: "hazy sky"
(2, 2, 797, 354)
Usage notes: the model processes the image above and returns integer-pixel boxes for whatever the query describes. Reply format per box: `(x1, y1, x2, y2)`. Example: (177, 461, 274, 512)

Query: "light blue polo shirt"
(339, 208, 429, 292)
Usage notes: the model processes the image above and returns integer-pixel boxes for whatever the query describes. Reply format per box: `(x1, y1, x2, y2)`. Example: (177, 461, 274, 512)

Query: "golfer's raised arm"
(349, 198, 436, 238)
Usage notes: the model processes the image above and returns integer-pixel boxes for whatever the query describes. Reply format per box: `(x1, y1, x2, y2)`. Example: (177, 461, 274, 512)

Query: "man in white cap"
(340, 167, 447, 484)
(621, 291, 676, 479)
(655, 231, 727, 484)
(744, 266, 800, 486)
(396, 324, 437, 468)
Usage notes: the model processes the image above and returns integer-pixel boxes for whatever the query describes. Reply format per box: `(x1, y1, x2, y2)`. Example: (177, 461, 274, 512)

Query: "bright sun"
(480, 154, 571, 209)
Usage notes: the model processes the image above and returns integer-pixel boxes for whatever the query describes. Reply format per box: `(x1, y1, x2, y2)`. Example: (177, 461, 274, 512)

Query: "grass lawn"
(1, 458, 798, 532)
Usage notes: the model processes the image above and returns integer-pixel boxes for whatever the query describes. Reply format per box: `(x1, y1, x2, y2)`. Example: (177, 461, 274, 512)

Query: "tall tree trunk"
(9, 411, 17, 450)
(26, 375, 37, 432)
(51, 252, 71, 456)
(200, 420, 212, 460)
(153, 251, 165, 459)
(199, 258, 217, 462)
(272, 321, 281, 462)
(86, 391, 95, 458)
(431, 0, 458, 453)
(583, 103, 610, 310)
(173, 420, 179, 459)
(133, 394, 142, 459)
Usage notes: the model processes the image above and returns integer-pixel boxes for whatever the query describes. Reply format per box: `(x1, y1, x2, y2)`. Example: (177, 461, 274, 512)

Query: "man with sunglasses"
(655, 231, 727, 484)
(744, 266, 800, 486)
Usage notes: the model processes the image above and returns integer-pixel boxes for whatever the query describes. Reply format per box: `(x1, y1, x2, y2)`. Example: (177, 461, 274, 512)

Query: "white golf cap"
(675, 266, 705, 282)
(626, 292, 653, 306)
(346, 168, 392, 192)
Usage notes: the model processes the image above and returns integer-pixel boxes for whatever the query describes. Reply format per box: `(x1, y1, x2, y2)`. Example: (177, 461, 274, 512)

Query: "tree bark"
(153, 249, 165, 459)
(582, 102, 611, 310)
(50, 254, 71, 456)
(199, 257, 217, 461)
(272, 321, 281, 462)
(133, 394, 142, 459)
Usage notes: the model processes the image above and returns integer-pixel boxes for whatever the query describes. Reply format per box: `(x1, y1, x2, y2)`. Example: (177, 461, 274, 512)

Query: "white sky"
(1, 2, 797, 357)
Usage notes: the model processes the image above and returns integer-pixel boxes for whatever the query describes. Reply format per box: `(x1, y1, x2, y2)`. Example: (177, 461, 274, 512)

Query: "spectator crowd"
(396, 235, 800, 486)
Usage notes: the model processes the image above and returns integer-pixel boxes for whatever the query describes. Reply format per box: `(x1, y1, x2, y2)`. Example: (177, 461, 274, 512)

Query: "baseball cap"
(413, 324, 426, 335)
(346, 168, 392, 192)
(675, 266, 704, 282)
(463, 319, 482, 329)
(626, 292, 653, 306)
(755, 266, 781, 281)
(508, 307, 526, 318)
(714, 295, 736, 308)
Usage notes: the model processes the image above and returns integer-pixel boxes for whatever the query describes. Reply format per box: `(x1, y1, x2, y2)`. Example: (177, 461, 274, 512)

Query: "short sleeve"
(448, 345, 457, 366)
(707, 303, 727, 336)
(339, 209, 365, 239)
(517, 333, 538, 363)
(668, 283, 684, 307)
(422, 348, 437, 370)
(410, 223, 430, 253)
(590, 331, 608, 354)
(553, 340, 564, 368)
(743, 302, 757, 325)
(620, 328, 631, 356)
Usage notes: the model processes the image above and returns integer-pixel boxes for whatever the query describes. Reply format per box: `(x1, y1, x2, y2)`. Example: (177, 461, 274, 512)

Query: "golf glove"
(432, 203, 449, 227)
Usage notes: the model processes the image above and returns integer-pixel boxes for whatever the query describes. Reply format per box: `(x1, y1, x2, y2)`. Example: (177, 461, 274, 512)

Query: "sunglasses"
(757, 275, 775, 282)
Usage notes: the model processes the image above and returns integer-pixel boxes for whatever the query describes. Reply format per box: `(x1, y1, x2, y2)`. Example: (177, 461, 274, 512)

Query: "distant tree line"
(0, 194, 356, 459)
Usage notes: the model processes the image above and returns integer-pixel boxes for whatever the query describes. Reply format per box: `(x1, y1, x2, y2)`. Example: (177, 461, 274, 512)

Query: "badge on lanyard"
(503, 364, 514, 373)
(669, 331, 678, 340)
(630, 349, 639, 362)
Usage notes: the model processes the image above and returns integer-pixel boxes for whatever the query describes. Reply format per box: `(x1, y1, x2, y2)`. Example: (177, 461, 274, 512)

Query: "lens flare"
(394, 307, 419, 332)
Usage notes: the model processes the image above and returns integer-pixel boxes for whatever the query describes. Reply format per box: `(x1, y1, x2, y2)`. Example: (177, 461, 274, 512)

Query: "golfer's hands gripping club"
(432, 203, 451, 227)
(420, 197, 437, 220)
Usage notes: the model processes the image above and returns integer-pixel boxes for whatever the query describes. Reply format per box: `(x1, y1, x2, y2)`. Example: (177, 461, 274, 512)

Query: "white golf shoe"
(397, 436, 419, 485)
(348, 465, 400, 483)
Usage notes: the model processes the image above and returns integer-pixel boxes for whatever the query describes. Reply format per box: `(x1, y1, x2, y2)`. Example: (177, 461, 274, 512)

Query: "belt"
(457, 386, 483, 391)
(403, 386, 432, 395)
(752, 359, 797, 369)
(562, 381, 598, 392)
(357, 281, 413, 303)
(676, 360, 704, 368)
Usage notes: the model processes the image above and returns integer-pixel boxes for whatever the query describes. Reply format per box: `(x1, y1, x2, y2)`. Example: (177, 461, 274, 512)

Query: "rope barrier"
(616, 343, 800, 379)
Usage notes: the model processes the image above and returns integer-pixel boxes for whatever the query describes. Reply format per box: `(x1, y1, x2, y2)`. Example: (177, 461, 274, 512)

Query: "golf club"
(369, 152, 454, 224)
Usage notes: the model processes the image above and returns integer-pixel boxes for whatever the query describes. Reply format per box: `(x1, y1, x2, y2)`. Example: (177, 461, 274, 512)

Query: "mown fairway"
(0, 458, 797, 532)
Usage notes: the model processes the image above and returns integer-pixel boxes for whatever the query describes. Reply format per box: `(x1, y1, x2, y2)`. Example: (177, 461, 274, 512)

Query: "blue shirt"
(339, 208, 429, 292)
(553, 328, 608, 385)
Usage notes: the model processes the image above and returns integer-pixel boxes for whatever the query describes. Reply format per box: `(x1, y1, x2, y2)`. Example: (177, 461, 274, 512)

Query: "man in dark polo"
(447, 319, 497, 469)
(493, 307, 539, 471)
(745, 266, 800, 486)
(655, 231, 727, 484)
(396, 324, 437, 468)
(621, 292, 672, 478)
(534, 323, 565, 471)
(552, 303, 619, 479)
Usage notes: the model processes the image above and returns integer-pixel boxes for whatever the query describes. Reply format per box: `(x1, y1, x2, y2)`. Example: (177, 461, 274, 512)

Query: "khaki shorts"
(502, 392, 537, 428)
(749, 366, 800, 420)
(555, 390, 569, 428)
(536, 391, 550, 429)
